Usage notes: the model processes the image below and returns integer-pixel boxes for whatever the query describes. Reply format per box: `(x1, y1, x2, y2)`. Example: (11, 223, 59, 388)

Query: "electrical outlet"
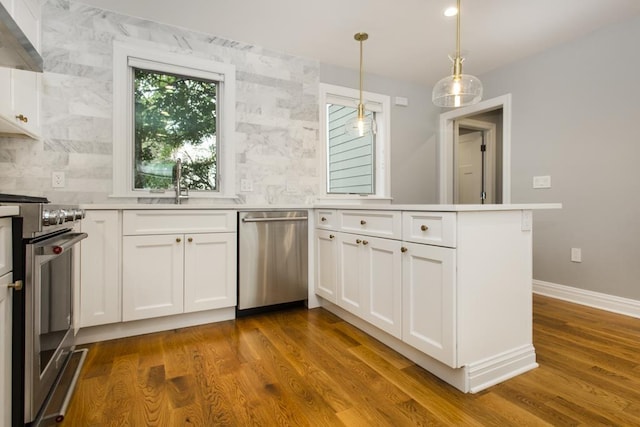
(533, 175, 551, 189)
(240, 179, 253, 192)
(571, 248, 582, 263)
(52, 171, 65, 188)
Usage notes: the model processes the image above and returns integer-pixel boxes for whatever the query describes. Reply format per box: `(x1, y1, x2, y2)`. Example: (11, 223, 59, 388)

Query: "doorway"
(438, 94, 511, 204)
(455, 118, 497, 204)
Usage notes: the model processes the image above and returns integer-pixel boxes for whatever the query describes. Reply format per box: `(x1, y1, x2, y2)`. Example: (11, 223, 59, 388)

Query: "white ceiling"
(77, 0, 640, 86)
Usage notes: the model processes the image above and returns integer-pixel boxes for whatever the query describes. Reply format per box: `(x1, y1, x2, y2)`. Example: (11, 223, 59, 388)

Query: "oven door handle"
(36, 232, 88, 256)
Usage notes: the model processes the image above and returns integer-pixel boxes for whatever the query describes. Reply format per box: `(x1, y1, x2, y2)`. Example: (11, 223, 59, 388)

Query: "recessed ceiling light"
(444, 6, 458, 17)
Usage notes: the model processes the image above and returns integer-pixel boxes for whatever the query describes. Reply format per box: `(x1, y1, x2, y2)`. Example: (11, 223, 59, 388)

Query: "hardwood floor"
(62, 295, 640, 426)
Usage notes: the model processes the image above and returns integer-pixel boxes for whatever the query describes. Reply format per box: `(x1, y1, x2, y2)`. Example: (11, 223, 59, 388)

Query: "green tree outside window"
(134, 68, 218, 191)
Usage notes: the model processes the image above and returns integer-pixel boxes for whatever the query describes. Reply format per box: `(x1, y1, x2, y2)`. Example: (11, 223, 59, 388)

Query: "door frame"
(454, 119, 496, 204)
(438, 94, 512, 204)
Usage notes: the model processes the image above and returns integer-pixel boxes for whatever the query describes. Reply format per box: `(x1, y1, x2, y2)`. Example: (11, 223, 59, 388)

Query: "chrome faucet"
(174, 158, 189, 204)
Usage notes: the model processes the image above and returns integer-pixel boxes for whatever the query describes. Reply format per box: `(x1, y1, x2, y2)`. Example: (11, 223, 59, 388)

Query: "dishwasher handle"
(242, 216, 308, 223)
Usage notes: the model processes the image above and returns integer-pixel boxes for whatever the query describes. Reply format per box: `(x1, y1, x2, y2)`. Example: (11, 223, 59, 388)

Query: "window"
(327, 105, 375, 194)
(319, 83, 390, 199)
(113, 41, 236, 199)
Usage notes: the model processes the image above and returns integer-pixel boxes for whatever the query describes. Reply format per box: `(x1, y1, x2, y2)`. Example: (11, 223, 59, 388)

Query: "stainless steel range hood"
(0, 3, 42, 72)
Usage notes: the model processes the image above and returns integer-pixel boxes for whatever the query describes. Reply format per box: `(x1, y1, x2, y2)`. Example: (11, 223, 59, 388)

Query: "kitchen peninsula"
(76, 203, 559, 393)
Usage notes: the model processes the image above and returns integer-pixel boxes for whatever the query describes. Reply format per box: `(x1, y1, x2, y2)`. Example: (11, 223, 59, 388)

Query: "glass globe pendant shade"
(432, 73, 483, 108)
(345, 104, 376, 137)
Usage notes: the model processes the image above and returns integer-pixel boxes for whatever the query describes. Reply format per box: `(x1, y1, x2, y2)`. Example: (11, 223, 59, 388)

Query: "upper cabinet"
(0, 0, 41, 139)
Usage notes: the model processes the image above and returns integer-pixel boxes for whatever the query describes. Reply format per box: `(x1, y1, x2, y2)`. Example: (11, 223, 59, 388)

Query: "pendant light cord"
(359, 36, 364, 111)
(456, 0, 461, 60)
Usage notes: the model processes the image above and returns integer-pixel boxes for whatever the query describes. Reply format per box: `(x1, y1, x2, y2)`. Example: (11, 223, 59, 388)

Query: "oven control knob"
(75, 209, 86, 220)
(64, 209, 76, 222)
(42, 209, 62, 226)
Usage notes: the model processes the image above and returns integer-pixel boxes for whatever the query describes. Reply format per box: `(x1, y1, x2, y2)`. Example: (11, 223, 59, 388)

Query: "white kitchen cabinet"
(401, 241, 456, 367)
(79, 210, 121, 327)
(336, 232, 402, 338)
(121, 210, 237, 322)
(314, 229, 337, 303)
(0, 67, 40, 138)
(123, 234, 184, 321)
(1, 217, 13, 427)
(184, 232, 236, 313)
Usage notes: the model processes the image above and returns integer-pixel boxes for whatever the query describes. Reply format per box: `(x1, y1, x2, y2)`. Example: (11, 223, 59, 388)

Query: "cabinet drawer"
(402, 212, 456, 248)
(316, 209, 337, 229)
(123, 210, 236, 235)
(339, 210, 401, 239)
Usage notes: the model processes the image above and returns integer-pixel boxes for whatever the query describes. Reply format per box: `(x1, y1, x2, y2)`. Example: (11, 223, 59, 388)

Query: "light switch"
(571, 248, 582, 263)
(533, 175, 551, 189)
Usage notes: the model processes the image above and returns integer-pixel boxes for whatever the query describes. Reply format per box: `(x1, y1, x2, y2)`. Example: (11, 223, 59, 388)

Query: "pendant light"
(432, 0, 483, 108)
(345, 32, 376, 137)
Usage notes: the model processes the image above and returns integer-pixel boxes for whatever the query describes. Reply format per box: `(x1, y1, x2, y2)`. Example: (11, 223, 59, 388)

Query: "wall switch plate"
(533, 175, 551, 189)
(571, 247, 582, 263)
(240, 179, 253, 192)
(52, 171, 65, 188)
(394, 96, 409, 107)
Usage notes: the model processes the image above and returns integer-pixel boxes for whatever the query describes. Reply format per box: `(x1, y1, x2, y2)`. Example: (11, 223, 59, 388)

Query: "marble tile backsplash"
(0, 0, 320, 205)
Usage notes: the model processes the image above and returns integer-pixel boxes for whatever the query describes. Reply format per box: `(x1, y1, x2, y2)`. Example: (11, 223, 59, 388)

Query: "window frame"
(112, 41, 236, 199)
(319, 83, 391, 200)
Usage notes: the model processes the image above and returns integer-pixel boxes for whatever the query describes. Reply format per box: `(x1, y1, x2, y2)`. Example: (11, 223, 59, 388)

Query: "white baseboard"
(533, 280, 640, 319)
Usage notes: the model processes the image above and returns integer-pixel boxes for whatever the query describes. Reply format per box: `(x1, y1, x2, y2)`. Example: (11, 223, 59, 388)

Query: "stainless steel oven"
(1, 195, 87, 426)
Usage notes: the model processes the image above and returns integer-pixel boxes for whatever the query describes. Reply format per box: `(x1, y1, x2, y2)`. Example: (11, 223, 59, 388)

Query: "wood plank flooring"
(61, 295, 640, 426)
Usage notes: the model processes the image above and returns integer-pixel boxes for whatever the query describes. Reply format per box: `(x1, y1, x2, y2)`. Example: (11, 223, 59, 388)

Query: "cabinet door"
(402, 242, 456, 367)
(122, 234, 184, 321)
(80, 211, 121, 327)
(184, 232, 236, 312)
(0, 271, 12, 427)
(0, 218, 11, 277)
(336, 233, 364, 315)
(361, 236, 402, 338)
(315, 230, 337, 302)
(11, 69, 40, 136)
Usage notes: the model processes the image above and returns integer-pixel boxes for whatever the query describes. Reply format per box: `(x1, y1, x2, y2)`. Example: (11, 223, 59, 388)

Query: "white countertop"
(0, 206, 19, 216)
(81, 203, 561, 212)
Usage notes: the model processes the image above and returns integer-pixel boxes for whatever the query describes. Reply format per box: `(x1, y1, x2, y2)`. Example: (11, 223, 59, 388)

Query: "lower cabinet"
(122, 232, 236, 321)
(335, 232, 402, 338)
(80, 210, 121, 327)
(315, 229, 337, 302)
(401, 242, 456, 367)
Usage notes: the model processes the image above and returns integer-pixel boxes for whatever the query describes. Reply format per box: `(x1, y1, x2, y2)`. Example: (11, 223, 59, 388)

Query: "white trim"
(319, 83, 391, 201)
(112, 40, 236, 200)
(438, 94, 512, 204)
(533, 279, 640, 319)
(466, 345, 538, 393)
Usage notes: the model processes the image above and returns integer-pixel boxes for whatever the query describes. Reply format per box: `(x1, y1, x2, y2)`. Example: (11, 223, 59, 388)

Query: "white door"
(184, 232, 236, 312)
(80, 210, 121, 327)
(361, 236, 402, 338)
(336, 233, 363, 315)
(122, 234, 184, 321)
(11, 69, 40, 136)
(457, 131, 484, 204)
(402, 242, 457, 367)
(315, 230, 337, 303)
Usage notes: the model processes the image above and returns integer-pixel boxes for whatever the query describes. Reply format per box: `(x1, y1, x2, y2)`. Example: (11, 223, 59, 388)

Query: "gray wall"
(479, 15, 640, 300)
(320, 63, 439, 204)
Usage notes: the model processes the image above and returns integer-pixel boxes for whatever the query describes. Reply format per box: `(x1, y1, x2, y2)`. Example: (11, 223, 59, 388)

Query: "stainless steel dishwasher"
(238, 210, 308, 313)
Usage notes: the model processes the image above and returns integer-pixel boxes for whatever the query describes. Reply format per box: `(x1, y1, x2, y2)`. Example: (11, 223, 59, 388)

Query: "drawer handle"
(362, 240, 369, 246)
(356, 239, 362, 244)
(420, 225, 429, 231)
(329, 234, 334, 239)
(15, 114, 28, 123)
(360, 220, 367, 225)
(188, 237, 193, 243)
(321, 217, 327, 222)
(8, 280, 23, 291)
(176, 237, 182, 243)
(400, 247, 408, 253)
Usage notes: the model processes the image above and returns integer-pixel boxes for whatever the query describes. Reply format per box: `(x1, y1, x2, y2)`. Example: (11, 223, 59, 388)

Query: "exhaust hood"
(0, 3, 42, 72)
